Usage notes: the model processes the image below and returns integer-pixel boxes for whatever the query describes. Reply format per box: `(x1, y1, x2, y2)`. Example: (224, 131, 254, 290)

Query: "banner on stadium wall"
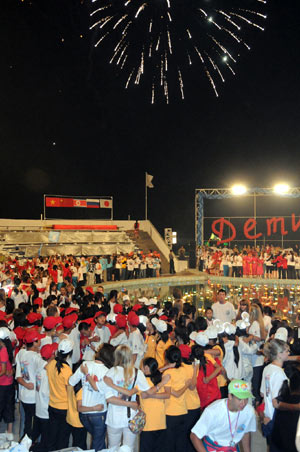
(211, 214, 300, 245)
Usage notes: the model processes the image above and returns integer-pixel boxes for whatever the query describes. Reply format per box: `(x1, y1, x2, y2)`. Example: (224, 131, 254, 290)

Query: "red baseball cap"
(44, 316, 62, 330)
(24, 330, 46, 344)
(127, 311, 139, 326)
(80, 318, 95, 329)
(116, 314, 127, 329)
(113, 304, 123, 314)
(132, 304, 142, 312)
(33, 297, 43, 307)
(179, 344, 191, 359)
(65, 307, 78, 315)
(94, 311, 106, 319)
(27, 312, 42, 324)
(41, 343, 58, 360)
(159, 315, 168, 321)
(86, 286, 94, 295)
(14, 326, 25, 340)
(62, 313, 78, 329)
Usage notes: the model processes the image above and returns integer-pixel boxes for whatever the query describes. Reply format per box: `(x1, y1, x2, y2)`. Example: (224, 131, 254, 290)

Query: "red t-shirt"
(196, 357, 221, 409)
(0, 346, 13, 386)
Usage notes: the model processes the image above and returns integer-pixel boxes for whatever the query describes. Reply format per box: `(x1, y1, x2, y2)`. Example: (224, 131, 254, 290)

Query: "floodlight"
(231, 184, 247, 196)
(273, 183, 290, 195)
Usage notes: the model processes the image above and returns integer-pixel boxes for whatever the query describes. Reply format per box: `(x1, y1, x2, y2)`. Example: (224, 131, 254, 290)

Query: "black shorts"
(0, 384, 15, 423)
(266, 266, 272, 273)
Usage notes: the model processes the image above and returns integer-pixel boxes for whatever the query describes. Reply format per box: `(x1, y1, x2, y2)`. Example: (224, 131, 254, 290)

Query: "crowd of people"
(0, 252, 163, 291)
(1, 275, 300, 452)
(197, 244, 300, 279)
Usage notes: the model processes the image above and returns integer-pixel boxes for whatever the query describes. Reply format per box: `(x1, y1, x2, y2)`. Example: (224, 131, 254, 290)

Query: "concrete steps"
(126, 230, 169, 274)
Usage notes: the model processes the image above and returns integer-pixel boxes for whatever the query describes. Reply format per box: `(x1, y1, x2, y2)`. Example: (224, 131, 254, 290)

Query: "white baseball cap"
(275, 327, 288, 342)
(236, 319, 248, 330)
(241, 312, 250, 324)
(152, 318, 167, 333)
(213, 319, 225, 334)
(205, 326, 218, 340)
(224, 323, 236, 335)
(107, 313, 117, 323)
(195, 332, 209, 347)
(58, 339, 74, 354)
(138, 297, 148, 304)
(139, 315, 148, 327)
(0, 327, 10, 340)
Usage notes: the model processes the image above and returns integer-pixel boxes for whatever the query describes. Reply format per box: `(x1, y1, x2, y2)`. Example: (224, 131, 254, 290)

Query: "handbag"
(127, 370, 146, 434)
(128, 394, 146, 434)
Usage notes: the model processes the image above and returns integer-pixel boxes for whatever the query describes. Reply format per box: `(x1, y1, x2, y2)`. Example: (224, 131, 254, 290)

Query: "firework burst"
(90, 0, 267, 103)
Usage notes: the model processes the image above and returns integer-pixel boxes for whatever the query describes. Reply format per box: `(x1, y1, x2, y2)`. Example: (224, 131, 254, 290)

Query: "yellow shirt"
(144, 335, 156, 361)
(164, 366, 188, 416)
(67, 387, 83, 428)
(140, 378, 166, 431)
(156, 338, 173, 369)
(182, 363, 200, 410)
(213, 345, 227, 388)
(46, 359, 72, 410)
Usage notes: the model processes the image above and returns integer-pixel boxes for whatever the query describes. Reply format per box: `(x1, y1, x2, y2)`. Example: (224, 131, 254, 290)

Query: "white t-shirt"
(40, 335, 53, 349)
(212, 302, 236, 323)
(191, 398, 256, 446)
(128, 329, 146, 369)
(69, 361, 108, 414)
(35, 362, 49, 419)
(248, 321, 265, 367)
(263, 315, 272, 334)
(110, 331, 128, 347)
(70, 266, 79, 278)
(12, 291, 28, 308)
(260, 363, 287, 419)
(127, 259, 134, 271)
(223, 339, 258, 381)
(94, 326, 111, 345)
(69, 325, 81, 364)
(105, 366, 150, 428)
(16, 349, 44, 404)
(237, 255, 243, 267)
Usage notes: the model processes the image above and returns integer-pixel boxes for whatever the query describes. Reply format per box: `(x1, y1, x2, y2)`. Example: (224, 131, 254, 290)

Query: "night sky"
(2, 0, 300, 246)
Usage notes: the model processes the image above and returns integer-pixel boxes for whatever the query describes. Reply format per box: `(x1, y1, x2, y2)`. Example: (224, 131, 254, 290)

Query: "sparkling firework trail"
(91, 0, 267, 102)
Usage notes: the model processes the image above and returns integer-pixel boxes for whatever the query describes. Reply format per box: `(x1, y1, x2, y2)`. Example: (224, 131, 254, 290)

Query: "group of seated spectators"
(197, 244, 300, 279)
(0, 281, 300, 452)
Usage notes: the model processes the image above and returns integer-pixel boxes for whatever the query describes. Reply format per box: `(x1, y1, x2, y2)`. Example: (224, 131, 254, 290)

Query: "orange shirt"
(164, 366, 188, 416)
(46, 359, 72, 410)
(140, 378, 166, 431)
(156, 338, 173, 369)
(144, 335, 156, 360)
(182, 363, 200, 410)
(67, 387, 83, 428)
(213, 345, 227, 388)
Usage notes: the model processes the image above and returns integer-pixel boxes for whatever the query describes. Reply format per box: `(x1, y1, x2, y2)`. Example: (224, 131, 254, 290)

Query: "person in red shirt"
(191, 334, 222, 410)
(62, 263, 72, 282)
